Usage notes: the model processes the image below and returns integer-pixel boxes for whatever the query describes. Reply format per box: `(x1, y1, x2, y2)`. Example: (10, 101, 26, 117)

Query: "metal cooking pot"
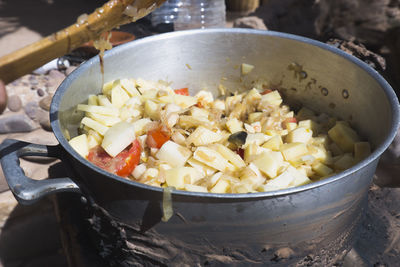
(1, 29, 399, 265)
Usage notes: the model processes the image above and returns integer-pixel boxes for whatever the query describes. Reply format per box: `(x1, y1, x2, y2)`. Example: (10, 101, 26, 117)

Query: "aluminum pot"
(1, 29, 399, 265)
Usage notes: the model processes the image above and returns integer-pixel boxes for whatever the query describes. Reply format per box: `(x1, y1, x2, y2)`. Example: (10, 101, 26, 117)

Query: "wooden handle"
(0, 0, 164, 84)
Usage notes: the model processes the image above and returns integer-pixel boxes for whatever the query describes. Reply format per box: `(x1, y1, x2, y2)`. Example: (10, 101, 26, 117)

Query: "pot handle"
(0, 139, 81, 205)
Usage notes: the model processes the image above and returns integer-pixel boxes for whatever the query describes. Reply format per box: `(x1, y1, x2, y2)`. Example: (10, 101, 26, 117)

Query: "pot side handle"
(0, 139, 81, 205)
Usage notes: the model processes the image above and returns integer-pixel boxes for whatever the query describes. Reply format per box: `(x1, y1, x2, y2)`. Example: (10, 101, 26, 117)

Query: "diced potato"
(286, 127, 313, 144)
(178, 115, 210, 129)
(97, 95, 113, 107)
(259, 91, 282, 107)
(88, 95, 98, 106)
(165, 167, 203, 189)
(296, 107, 316, 120)
(211, 144, 246, 169)
(144, 100, 160, 120)
(354, 142, 371, 162)
(248, 112, 263, 123)
(262, 135, 283, 151)
(328, 122, 359, 152)
(285, 122, 297, 131)
(69, 134, 89, 158)
(81, 117, 109, 135)
(87, 112, 121, 127)
(101, 121, 135, 157)
(312, 135, 329, 147)
(245, 133, 271, 146)
(111, 84, 130, 108)
(132, 118, 152, 136)
(190, 107, 209, 118)
(132, 163, 147, 179)
(280, 143, 308, 161)
(308, 145, 331, 164)
(156, 141, 192, 167)
(102, 80, 114, 95)
(244, 88, 262, 104)
(312, 162, 333, 176)
(333, 153, 355, 170)
(87, 134, 100, 149)
(298, 120, 320, 135)
(159, 94, 197, 109)
(193, 147, 234, 172)
(77, 104, 119, 116)
(184, 184, 208, 193)
(120, 78, 141, 97)
(288, 166, 312, 187)
(244, 143, 269, 163)
(210, 178, 230, 193)
(187, 157, 217, 176)
(186, 126, 222, 146)
(241, 63, 255, 75)
(226, 117, 243, 133)
(261, 168, 294, 191)
(252, 151, 283, 178)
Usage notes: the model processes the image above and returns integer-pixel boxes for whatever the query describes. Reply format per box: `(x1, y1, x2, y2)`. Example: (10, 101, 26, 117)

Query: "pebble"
(37, 109, 52, 131)
(0, 113, 38, 133)
(7, 95, 22, 112)
(39, 95, 52, 111)
(37, 88, 45, 96)
(24, 101, 39, 120)
(65, 66, 77, 76)
(233, 16, 268, 30)
(0, 80, 7, 114)
(49, 69, 66, 81)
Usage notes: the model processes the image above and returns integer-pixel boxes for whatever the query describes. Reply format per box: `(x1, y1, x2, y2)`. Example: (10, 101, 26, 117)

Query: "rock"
(46, 70, 66, 94)
(48, 69, 66, 81)
(65, 66, 77, 76)
(233, 16, 268, 30)
(0, 80, 7, 114)
(37, 88, 45, 97)
(24, 101, 39, 120)
(39, 95, 52, 111)
(0, 113, 38, 133)
(7, 95, 22, 112)
(37, 109, 52, 131)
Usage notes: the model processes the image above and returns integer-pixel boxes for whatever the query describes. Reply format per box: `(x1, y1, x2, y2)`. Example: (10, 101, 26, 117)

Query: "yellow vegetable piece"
(328, 122, 359, 152)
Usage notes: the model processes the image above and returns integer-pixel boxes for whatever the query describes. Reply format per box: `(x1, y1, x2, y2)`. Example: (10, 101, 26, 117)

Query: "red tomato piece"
(146, 127, 170, 149)
(174, 88, 189, 96)
(261, 89, 273, 95)
(116, 139, 141, 177)
(285, 117, 297, 123)
(87, 139, 141, 177)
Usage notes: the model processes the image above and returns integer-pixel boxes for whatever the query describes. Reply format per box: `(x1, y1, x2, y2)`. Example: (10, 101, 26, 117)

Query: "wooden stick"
(0, 0, 165, 84)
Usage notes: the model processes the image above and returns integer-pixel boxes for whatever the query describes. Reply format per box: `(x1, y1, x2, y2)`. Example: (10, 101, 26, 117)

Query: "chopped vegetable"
(146, 126, 170, 149)
(174, 88, 189, 96)
(71, 77, 370, 193)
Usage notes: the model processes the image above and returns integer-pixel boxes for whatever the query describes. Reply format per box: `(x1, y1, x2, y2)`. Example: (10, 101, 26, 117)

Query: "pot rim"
(50, 28, 400, 199)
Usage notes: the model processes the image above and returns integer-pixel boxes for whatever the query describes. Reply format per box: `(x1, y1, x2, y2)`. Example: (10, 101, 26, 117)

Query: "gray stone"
(37, 109, 52, 131)
(233, 16, 268, 30)
(7, 95, 22, 112)
(0, 114, 38, 133)
(39, 95, 52, 111)
(24, 101, 39, 120)
(37, 88, 45, 97)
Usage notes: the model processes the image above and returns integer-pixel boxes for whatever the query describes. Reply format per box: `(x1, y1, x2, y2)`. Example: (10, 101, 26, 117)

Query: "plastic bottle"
(151, 0, 226, 31)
